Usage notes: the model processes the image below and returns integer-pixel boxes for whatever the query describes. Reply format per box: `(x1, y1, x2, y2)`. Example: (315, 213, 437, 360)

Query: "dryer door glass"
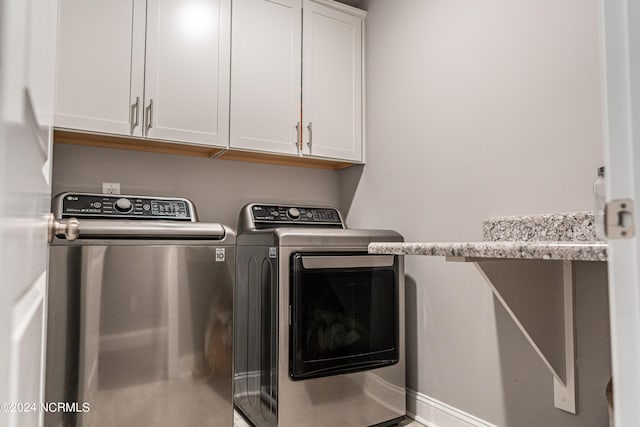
(290, 253, 399, 380)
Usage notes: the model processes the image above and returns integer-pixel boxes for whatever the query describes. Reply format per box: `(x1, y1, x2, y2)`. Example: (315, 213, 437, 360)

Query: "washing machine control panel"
(251, 204, 342, 226)
(57, 193, 194, 221)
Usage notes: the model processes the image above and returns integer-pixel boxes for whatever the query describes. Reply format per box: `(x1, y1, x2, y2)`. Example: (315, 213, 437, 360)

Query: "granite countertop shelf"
(368, 241, 608, 261)
(367, 211, 609, 413)
(369, 211, 608, 262)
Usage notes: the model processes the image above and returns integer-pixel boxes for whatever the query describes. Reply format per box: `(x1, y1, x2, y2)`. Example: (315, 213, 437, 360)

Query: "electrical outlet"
(102, 183, 121, 194)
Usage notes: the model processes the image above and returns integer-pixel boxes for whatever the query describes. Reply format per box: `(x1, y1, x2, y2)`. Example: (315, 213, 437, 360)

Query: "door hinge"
(605, 199, 635, 239)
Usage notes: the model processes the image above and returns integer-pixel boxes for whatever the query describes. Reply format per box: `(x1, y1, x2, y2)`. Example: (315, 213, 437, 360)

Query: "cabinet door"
(144, 0, 231, 147)
(230, 0, 302, 155)
(302, 1, 363, 162)
(55, 0, 146, 136)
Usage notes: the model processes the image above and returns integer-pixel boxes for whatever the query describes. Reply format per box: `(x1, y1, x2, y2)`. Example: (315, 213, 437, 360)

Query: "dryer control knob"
(287, 207, 300, 219)
(114, 198, 133, 213)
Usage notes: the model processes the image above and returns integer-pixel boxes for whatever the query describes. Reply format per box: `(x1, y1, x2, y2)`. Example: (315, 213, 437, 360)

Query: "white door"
(144, 0, 231, 147)
(301, 0, 363, 162)
(55, 0, 146, 137)
(0, 0, 58, 425)
(599, 0, 640, 425)
(230, 0, 302, 155)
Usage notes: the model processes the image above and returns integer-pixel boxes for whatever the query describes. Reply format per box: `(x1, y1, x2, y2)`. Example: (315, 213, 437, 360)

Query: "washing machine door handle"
(47, 216, 226, 240)
(47, 214, 79, 243)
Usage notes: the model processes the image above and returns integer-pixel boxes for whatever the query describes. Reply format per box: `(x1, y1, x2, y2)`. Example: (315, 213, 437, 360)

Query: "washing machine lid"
(51, 192, 228, 240)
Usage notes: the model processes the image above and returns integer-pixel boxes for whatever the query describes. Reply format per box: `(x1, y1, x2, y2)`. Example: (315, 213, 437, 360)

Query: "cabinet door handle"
(145, 99, 153, 135)
(295, 122, 301, 152)
(306, 122, 312, 151)
(131, 96, 140, 130)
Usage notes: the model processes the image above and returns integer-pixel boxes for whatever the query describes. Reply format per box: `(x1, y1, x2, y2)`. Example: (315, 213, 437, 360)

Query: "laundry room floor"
(233, 410, 427, 427)
(80, 375, 232, 426)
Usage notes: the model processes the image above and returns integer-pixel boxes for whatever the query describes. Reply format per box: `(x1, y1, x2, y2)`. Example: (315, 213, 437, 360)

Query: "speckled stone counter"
(483, 211, 598, 242)
(368, 241, 608, 261)
(369, 211, 608, 261)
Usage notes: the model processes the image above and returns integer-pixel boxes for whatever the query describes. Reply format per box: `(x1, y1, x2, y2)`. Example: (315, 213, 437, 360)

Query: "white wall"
(52, 143, 341, 227)
(343, 0, 610, 425)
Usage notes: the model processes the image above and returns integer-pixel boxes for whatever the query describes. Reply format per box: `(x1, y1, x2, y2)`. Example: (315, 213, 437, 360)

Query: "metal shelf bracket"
(447, 257, 577, 413)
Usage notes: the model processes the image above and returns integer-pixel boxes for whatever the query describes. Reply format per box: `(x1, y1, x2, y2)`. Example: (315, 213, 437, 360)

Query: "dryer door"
(289, 253, 399, 380)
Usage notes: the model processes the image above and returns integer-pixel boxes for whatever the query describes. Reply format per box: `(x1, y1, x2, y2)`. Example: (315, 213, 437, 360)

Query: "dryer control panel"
(54, 193, 196, 221)
(250, 204, 343, 227)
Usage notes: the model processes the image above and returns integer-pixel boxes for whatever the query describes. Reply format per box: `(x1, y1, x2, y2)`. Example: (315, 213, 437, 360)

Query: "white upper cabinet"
(55, 0, 144, 136)
(301, 0, 363, 162)
(144, 0, 230, 146)
(55, 0, 363, 162)
(230, 0, 365, 162)
(55, 0, 230, 147)
(230, 0, 302, 155)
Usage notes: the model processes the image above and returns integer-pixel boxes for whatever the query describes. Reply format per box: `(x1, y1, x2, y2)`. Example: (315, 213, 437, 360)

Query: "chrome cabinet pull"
(146, 99, 154, 135)
(131, 96, 140, 130)
(306, 122, 312, 151)
(295, 122, 301, 152)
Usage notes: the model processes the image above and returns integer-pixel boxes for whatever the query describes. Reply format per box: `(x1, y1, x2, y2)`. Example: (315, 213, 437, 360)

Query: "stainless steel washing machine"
(45, 192, 235, 427)
(234, 203, 405, 427)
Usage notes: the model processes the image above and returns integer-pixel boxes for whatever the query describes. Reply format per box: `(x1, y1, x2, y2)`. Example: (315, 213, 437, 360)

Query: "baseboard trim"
(407, 389, 498, 427)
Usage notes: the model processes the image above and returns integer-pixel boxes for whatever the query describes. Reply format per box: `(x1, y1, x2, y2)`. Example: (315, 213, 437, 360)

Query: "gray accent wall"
(52, 1, 612, 423)
(342, 0, 610, 426)
(52, 143, 341, 227)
